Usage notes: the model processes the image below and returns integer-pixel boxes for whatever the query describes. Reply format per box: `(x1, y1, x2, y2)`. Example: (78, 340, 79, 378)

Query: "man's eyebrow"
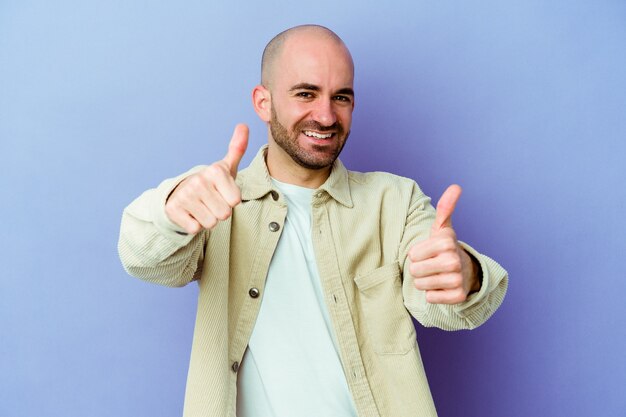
(289, 83, 320, 92)
(288, 83, 354, 96)
(335, 87, 355, 96)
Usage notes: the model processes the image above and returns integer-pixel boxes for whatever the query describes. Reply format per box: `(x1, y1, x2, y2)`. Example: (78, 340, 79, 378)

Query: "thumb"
(223, 123, 249, 177)
(432, 184, 462, 234)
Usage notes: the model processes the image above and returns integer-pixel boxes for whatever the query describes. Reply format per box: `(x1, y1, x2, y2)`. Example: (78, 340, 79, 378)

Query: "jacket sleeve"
(398, 182, 508, 330)
(117, 167, 207, 288)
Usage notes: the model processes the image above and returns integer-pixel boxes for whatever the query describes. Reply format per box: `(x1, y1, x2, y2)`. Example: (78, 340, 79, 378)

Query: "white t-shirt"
(236, 179, 358, 417)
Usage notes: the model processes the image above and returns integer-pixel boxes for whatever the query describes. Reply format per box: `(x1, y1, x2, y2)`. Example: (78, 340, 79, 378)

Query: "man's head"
(253, 25, 355, 173)
(260, 25, 353, 89)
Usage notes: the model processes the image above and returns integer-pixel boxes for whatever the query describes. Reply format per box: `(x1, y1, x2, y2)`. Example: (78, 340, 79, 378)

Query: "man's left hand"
(408, 185, 481, 304)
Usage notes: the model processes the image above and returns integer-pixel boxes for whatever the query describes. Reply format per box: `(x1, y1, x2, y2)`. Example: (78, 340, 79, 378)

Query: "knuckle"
(413, 278, 421, 290)
(164, 202, 176, 218)
(409, 242, 425, 261)
(185, 176, 208, 195)
(452, 289, 467, 304)
(203, 216, 218, 230)
(450, 274, 463, 288)
(440, 238, 456, 252)
(206, 163, 228, 178)
(445, 256, 462, 272)
(188, 173, 206, 186)
(200, 166, 219, 183)
(204, 164, 219, 175)
(230, 196, 242, 207)
(176, 191, 194, 206)
(413, 277, 427, 290)
(187, 222, 202, 235)
(233, 188, 243, 205)
(407, 247, 416, 262)
(226, 188, 242, 207)
(409, 262, 420, 277)
(441, 227, 457, 239)
(215, 206, 232, 221)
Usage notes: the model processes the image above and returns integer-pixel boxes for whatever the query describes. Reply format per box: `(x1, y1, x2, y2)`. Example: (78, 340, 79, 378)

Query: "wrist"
(467, 250, 482, 294)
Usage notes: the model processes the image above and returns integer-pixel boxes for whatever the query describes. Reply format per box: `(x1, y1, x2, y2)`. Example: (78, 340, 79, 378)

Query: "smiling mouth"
(303, 130, 334, 139)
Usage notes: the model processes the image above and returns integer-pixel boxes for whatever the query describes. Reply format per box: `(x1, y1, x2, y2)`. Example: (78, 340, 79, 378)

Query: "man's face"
(267, 35, 355, 170)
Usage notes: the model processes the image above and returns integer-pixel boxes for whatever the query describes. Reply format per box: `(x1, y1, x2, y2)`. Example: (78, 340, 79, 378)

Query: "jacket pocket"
(354, 262, 416, 355)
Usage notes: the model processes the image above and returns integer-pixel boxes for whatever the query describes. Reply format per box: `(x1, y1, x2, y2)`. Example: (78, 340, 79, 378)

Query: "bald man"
(119, 25, 507, 417)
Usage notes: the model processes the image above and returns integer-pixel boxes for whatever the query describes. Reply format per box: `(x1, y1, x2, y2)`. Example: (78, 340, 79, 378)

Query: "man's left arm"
(400, 184, 508, 330)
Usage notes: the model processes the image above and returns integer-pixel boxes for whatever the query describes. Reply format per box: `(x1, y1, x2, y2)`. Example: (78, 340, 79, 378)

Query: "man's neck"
(265, 145, 331, 189)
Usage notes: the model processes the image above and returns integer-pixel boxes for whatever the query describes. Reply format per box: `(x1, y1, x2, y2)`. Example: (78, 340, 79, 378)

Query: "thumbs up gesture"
(165, 124, 249, 234)
(408, 185, 481, 304)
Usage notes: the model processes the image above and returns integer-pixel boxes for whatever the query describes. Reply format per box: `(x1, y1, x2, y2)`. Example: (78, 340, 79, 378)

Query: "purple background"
(2, 1, 625, 416)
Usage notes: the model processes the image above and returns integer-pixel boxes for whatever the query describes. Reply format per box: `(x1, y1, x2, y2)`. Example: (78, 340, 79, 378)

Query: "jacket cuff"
(452, 241, 507, 319)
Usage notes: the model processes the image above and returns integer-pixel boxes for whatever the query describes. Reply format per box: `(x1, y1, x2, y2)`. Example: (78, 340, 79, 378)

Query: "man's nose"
(312, 99, 337, 127)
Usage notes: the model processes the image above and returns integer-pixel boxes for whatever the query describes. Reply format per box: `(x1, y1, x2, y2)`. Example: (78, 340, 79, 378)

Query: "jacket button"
(268, 222, 280, 232)
(249, 287, 260, 298)
(231, 361, 239, 373)
(270, 190, 279, 201)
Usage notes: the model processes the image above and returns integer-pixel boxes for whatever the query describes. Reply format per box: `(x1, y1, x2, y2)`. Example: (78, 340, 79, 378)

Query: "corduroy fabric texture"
(118, 146, 508, 417)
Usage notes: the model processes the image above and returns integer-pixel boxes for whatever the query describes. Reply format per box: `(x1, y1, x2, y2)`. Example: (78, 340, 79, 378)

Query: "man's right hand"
(165, 124, 249, 234)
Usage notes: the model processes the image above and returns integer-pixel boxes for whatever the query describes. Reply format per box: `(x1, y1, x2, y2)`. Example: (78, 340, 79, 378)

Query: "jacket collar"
(239, 145, 353, 208)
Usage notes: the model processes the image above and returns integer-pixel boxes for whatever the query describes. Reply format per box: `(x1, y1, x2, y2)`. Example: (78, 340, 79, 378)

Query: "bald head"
(261, 25, 353, 88)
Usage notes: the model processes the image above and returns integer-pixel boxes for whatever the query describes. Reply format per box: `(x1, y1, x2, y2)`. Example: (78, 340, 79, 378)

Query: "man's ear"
(252, 85, 271, 122)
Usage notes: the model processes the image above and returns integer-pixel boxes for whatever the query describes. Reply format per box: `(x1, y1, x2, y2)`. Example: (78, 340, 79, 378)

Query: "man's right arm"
(117, 124, 249, 287)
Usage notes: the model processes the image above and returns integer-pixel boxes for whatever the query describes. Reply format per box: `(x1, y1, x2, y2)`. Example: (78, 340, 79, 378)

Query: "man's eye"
(334, 95, 351, 102)
(296, 92, 313, 98)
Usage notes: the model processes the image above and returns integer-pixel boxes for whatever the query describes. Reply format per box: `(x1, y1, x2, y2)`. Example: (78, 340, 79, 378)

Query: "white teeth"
(304, 130, 333, 139)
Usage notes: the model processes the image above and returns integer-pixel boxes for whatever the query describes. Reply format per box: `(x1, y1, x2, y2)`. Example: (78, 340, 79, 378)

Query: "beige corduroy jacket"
(118, 146, 508, 417)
